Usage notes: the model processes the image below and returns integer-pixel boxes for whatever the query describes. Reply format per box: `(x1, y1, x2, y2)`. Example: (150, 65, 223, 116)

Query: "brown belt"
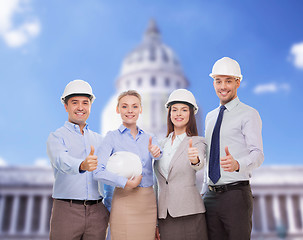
(208, 181, 249, 193)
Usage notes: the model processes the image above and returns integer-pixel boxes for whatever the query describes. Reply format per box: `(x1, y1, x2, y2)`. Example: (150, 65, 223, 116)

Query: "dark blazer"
(154, 136, 206, 219)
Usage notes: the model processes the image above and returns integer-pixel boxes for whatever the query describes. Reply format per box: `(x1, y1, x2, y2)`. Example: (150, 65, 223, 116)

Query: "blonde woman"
(154, 89, 208, 240)
(94, 90, 161, 240)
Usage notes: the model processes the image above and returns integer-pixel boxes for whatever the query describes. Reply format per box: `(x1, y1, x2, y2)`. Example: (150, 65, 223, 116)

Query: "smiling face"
(116, 95, 142, 128)
(65, 96, 91, 130)
(170, 103, 190, 133)
(213, 75, 240, 105)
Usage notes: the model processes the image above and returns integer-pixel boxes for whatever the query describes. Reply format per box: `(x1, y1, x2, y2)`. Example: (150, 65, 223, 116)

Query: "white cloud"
(290, 42, 303, 69)
(34, 158, 50, 167)
(253, 82, 290, 95)
(0, 0, 40, 48)
(0, 157, 7, 166)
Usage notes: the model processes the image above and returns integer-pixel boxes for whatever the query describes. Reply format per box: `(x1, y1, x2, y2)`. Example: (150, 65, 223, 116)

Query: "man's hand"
(188, 139, 199, 165)
(125, 175, 143, 189)
(148, 137, 161, 158)
(220, 146, 239, 172)
(80, 146, 98, 171)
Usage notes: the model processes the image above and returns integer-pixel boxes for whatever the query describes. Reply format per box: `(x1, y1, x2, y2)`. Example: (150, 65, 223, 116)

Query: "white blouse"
(158, 132, 186, 179)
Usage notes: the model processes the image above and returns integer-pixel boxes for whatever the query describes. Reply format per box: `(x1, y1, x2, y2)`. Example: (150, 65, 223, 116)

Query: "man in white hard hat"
(203, 57, 264, 240)
(47, 80, 109, 240)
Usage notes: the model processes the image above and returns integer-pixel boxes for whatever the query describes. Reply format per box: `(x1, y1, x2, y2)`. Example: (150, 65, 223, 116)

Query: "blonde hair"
(117, 90, 142, 107)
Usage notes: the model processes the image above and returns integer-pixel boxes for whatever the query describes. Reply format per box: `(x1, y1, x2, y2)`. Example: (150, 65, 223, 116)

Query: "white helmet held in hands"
(106, 151, 142, 179)
(209, 57, 243, 81)
(61, 79, 96, 104)
(165, 89, 198, 114)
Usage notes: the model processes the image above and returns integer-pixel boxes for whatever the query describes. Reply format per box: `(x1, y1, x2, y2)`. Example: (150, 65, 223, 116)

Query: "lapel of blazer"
(167, 135, 189, 177)
(154, 138, 168, 179)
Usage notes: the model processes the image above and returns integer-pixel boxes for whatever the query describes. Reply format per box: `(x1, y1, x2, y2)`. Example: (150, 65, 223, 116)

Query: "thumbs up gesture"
(220, 146, 240, 172)
(188, 139, 200, 165)
(80, 145, 98, 172)
(148, 136, 161, 158)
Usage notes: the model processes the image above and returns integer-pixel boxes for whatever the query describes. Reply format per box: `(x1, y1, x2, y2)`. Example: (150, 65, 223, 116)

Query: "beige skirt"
(110, 186, 157, 240)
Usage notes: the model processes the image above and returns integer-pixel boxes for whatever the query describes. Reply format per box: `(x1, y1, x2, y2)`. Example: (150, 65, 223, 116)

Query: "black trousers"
(204, 184, 253, 240)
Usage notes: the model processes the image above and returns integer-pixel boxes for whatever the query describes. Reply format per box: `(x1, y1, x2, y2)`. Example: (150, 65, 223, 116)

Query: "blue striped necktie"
(209, 105, 226, 184)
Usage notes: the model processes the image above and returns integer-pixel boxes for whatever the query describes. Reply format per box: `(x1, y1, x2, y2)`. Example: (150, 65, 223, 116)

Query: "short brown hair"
(117, 90, 142, 107)
(166, 105, 198, 137)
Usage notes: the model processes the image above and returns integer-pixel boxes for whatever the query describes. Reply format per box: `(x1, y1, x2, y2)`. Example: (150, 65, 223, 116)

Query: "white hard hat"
(106, 151, 142, 179)
(61, 79, 96, 104)
(165, 89, 198, 114)
(209, 57, 243, 81)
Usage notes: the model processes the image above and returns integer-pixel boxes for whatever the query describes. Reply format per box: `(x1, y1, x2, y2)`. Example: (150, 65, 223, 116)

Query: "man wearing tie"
(203, 57, 264, 240)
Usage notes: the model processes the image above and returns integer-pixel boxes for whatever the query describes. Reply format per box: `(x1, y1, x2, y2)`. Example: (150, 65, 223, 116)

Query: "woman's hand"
(124, 175, 142, 189)
(148, 137, 161, 158)
(188, 139, 200, 165)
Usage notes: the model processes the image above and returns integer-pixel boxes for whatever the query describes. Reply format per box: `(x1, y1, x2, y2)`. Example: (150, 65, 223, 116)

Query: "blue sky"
(0, 0, 302, 166)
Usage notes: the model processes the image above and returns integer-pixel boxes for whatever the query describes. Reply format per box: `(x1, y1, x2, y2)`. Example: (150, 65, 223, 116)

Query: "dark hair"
(166, 105, 198, 137)
(64, 94, 92, 105)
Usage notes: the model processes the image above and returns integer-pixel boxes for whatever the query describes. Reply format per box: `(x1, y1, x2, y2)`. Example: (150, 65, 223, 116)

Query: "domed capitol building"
(101, 20, 203, 138)
(1, 20, 303, 240)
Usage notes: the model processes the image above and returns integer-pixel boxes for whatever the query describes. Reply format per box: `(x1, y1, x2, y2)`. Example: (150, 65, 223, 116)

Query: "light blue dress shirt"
(47, 121, 103, 200)
(203, 97, 264, 190)
(93, 124, 161, 188)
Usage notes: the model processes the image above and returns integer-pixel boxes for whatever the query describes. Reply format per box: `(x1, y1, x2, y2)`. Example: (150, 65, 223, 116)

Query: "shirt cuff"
(116, 176, 128, 188)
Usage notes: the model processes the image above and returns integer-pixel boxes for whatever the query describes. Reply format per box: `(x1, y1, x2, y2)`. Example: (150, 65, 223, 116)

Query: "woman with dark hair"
(154, 89, 208, 240)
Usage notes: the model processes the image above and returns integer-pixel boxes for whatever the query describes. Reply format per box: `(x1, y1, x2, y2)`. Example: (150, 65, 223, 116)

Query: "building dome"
(120, 20, 183, 76)
(101, 20, 193, 138)
(116, 20, 188, 93)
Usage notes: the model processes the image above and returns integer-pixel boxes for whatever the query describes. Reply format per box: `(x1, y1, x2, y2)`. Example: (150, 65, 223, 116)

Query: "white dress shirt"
(158, 132, 186, 179)
(204, 97, 264, 188)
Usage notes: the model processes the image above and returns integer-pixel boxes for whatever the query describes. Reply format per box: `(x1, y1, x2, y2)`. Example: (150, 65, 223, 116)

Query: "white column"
(9, 194, 20, 234)
(38, 195, 48, 234)
(286, 195, 297, 233)
(259, 195, 269, 233)
(24, 195, 34, 235)
(0, 195, 6, 234)
(273, 195, 282, 228)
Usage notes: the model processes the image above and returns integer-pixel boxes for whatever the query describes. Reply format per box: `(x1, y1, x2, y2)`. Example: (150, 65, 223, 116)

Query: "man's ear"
(116, 105, 120, 114)
(236, 79, 241, 88)
(64, 103, 68, 112)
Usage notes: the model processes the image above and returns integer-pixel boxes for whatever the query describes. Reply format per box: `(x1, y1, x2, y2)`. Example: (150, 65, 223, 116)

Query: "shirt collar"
(118, 124, 144, 134)
(168, 132, 187, 141)
(64, 121, 89, 134)
(221, 97, 240, 112)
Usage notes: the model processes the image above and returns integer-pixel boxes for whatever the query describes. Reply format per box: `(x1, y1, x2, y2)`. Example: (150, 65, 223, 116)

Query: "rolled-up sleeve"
(47, 133, 83, 175)
(93, 132, 128, 188)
